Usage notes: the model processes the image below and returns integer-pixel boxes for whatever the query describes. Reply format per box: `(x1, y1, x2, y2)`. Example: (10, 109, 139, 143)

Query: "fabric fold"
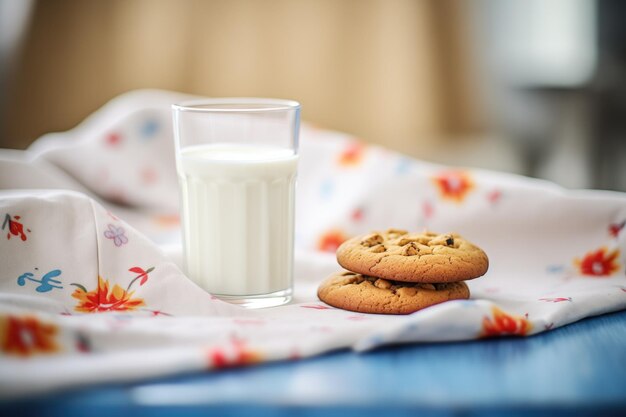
(1, 89, 625, 397)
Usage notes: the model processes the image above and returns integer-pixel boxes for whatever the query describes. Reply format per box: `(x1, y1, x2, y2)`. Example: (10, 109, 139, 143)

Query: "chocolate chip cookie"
(317, 271, 470, 315)
(336, 229, 488, 283)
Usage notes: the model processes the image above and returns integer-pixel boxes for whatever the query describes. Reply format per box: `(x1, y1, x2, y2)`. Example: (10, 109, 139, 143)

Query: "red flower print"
(347, 315, 368, 321)
(351, 207, 364, 222)
(539, 297, 572, 303)
(422, 200, 434, 219)
(128, 266, 155, 288)
(105, 132, 121, 146)
(146, 309, 172, 317)
(140, 167, 158, 185)
(574, 247, 620, 277)
(487, 189, 502, 204)
(432, 171, 474, 203)
(481, 307, 532, 338)
(71, 276, 145, 313)
(1, 315, 59, 356)
(301, 304, 333, 310)
(338, 142, 366, 167)
(317, 229, 348, 252)
(2, 214, 30, 241)
(609, 221, 625, 238)
(207, 338, 262, 369)
(289, 347, 301, 360)
(75, 332, 91, 353)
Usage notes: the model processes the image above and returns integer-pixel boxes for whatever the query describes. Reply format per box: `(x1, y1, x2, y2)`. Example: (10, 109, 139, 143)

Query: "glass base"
(212, 288, 292, 309)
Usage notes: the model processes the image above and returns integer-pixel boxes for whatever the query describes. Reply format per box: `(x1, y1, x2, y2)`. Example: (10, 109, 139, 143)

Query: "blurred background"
(1, 0, 624, 191)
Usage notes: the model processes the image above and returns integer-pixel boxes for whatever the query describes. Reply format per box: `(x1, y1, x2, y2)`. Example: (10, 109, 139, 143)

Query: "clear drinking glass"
(172, 98, 300, 308)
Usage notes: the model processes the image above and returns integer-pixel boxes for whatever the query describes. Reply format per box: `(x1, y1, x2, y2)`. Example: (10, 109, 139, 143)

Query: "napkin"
(1, 90, 625, 397)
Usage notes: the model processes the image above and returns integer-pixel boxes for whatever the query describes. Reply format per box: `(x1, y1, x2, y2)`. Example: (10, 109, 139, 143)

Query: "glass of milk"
(172, 98, 300, 308)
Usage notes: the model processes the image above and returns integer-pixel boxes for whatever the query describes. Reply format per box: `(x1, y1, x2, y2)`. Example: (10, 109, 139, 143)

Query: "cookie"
(336, 229, 488, 283)
(317, 271, 470, 314)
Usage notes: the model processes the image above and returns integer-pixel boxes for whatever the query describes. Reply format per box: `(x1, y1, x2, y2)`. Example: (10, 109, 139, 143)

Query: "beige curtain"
(2, 0, 483, 155)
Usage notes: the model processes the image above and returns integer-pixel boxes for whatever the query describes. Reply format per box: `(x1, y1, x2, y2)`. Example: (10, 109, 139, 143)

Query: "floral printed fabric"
(1, 90, 626, 397)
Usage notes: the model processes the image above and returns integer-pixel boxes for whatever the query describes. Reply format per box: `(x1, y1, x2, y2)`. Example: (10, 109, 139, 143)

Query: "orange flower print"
(338, 142, 366, 167)
(1, 315, 59, 356)
(317, 229, 348, 253)
(432, 170, 474, 203)
(481, 307, 532, 338)
(153, 214, 180, 228)
(71, 276, 145, 313)
(574, 247, 620, 277)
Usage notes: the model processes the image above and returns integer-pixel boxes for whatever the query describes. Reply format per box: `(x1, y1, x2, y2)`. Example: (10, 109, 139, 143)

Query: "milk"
(177, 143, 297, 297)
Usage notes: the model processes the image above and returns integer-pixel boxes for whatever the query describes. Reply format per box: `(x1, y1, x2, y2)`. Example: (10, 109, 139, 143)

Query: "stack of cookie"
(317, 229, 489, 314)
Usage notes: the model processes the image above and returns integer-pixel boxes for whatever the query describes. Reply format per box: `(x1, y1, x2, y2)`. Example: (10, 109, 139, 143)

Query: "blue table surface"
(4, 310, 626, 417)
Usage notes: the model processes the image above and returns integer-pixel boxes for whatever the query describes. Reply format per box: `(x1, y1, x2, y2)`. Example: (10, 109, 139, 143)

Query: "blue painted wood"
(4, 310, 626, 417)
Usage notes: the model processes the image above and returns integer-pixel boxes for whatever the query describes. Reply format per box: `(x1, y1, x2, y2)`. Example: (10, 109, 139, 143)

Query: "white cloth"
(1, 90, 625, 397)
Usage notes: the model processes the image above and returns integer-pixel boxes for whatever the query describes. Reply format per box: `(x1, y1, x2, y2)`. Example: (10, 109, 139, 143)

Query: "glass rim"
(172, 98, 301, 113)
